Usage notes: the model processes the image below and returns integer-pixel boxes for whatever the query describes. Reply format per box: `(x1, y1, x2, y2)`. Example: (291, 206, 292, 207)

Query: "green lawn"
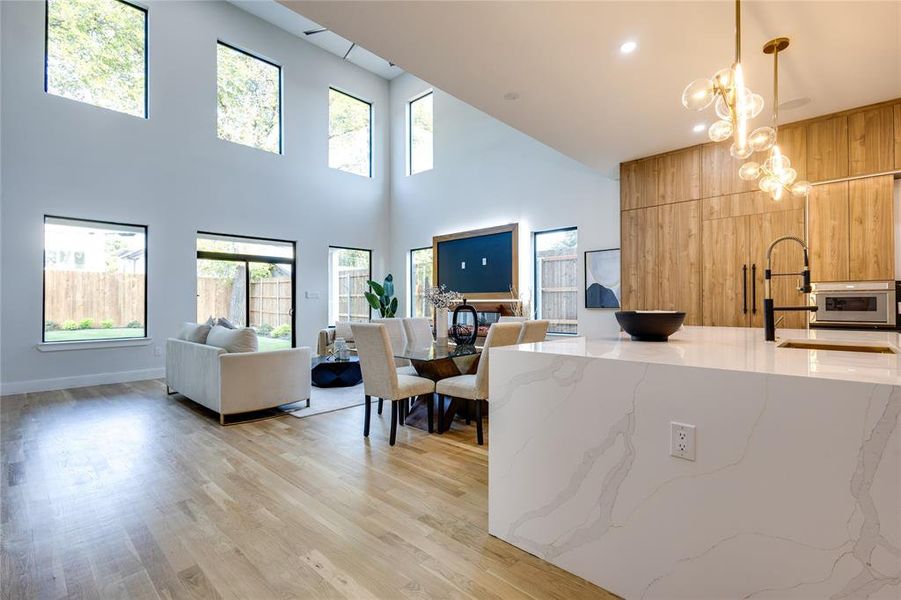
(258, 336, 291, 351)
(44, 328, 145, 342)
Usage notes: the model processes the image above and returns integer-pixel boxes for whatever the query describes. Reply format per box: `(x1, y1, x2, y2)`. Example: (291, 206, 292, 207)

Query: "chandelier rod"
(735, 0, 741, 64)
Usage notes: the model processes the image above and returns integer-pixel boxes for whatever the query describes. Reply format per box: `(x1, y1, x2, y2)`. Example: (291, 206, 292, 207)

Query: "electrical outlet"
(670, 422, 696, 461)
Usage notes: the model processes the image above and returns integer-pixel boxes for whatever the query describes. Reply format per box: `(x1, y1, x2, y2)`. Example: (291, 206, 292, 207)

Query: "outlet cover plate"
(670, 422, 696, 461)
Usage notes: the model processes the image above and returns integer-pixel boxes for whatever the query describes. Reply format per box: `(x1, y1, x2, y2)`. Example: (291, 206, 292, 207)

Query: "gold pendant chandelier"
(737, 37, 811, 200)
(681, 0, 764, 158)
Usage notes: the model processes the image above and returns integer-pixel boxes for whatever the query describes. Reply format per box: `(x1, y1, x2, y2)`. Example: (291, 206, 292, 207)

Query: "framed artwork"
(584, 249, 621, 309)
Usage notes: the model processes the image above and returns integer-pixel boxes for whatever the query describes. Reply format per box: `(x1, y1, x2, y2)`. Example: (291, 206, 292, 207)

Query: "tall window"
(328, 247, 372, 324)
(196, 233, 295, 350)
(408, 91, 433, 175)
(329, 88, 372, 177)
(217, 42, 281, 154)
(410, 247, 433, 318)
(534, 228, 578, 335)
(45, 0, 147, 118)
(43, 216, 147, 342)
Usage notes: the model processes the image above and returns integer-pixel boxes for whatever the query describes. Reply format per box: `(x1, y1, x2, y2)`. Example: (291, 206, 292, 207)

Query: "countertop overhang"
(495, 325, 901, 386)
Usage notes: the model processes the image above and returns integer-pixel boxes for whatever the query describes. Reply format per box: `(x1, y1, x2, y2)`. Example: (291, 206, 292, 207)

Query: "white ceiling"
(228, 1, 403, 80)
(279, 0, 901, 177)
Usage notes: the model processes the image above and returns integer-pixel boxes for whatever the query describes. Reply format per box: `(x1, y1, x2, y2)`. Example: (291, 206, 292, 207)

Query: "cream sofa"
(166, 335, 311, 424)
(317, 320, 356, 356)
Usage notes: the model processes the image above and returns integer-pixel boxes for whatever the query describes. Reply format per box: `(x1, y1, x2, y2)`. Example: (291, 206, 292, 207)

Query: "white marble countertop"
(498, 325, 901, 386)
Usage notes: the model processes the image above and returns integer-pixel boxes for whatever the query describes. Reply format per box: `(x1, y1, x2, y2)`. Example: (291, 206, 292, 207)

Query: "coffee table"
(311, 355, 362, 388)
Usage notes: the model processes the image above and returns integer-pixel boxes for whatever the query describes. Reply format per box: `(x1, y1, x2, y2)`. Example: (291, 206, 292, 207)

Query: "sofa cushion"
(178, 322, 212, 344)
(216, 317, 237, 329)
(206, 325, 258, 353)
(334, 320, 354, 341)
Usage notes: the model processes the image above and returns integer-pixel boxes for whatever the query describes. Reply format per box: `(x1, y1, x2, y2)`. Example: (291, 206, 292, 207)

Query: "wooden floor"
(1, 380, 618, 599)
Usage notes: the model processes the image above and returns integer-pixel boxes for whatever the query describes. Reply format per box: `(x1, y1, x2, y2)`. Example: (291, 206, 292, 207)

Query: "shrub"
(62, 320, 79, 331)
(271, 324, 291, 339)
(257, 323, 273, 337)
(125, 320, 143, 329)
(78, 318, 94, 330)
(100, 319, 115, 329)
(44, 321, 60, 332)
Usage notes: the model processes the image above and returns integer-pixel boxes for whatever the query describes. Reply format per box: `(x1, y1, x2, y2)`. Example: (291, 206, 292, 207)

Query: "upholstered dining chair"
(518, 319, 550, 344)
(402, 318, 434, 347)
(351, 323, 436, 446)
(434, 322, 522, 444)
(372, 318, 416, 375)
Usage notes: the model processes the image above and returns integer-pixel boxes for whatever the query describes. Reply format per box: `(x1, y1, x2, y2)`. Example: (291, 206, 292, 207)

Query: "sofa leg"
(306, 398, 311, 408)
(475, 400, 484, 445)
(219, 413, 225, 426)
(364, 395, 371, 437)
(166, 384, 177, 396)
(389, 402, 398, 446)
(378, 397, 383, 415)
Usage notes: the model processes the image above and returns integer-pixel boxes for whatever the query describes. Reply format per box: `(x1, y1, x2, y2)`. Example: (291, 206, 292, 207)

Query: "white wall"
(388, 73, 621, 338)
(0, 0, 391, 393)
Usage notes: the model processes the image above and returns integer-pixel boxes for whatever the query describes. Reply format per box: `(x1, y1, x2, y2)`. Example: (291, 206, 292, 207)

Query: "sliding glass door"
(196, 233, 295, 350)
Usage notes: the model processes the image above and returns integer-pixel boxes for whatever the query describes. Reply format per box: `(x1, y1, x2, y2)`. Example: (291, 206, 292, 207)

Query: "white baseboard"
(0, 367, 165, 396)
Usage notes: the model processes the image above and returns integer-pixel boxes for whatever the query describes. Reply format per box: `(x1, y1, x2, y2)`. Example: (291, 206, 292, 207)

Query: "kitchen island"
(488, 326, 900, 599)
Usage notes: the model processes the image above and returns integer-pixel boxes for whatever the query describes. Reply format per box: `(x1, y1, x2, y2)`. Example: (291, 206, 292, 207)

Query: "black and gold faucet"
(763, 236, 818, 342)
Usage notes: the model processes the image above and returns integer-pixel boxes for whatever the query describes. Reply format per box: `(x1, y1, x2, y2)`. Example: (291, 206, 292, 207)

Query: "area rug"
(282, 383, 365, 419)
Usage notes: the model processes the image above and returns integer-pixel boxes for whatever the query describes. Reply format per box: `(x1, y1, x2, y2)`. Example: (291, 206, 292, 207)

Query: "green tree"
(217, 44, 280, 153)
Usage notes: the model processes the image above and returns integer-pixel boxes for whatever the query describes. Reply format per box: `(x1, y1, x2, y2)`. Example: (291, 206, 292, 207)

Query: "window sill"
(37, 338, 153, 352)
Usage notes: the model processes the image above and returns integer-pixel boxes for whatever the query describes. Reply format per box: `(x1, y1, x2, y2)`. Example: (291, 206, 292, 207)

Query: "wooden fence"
(536, 253, 578, 334)
(44, 271, 144, 326)
(336, 267, 371, 322)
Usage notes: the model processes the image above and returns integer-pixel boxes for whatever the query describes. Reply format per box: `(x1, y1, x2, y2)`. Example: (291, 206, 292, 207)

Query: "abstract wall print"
(585, 249, 620, 308)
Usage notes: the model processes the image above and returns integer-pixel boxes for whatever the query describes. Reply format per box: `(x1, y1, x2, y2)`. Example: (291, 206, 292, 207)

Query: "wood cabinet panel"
(849, 105, 894, 176)
(621, 208, 658, 310)
(849, 175, 894, 280)
(808, 181, 850, 282)
(749, 209, 807, 329)
(620, 159, 657, 211)
(657, 147, 700, 205)
(702, 190, 805, 221)
(807, 115, 849, 181)
(657, 201, 701, 324)
(894, 103, 901, 170)
(702, 215, 750, 327)
(776, 124, 807, 182)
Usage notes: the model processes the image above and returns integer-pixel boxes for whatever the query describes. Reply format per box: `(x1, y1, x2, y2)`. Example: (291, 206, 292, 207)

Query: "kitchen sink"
(777, 339, 897, 354)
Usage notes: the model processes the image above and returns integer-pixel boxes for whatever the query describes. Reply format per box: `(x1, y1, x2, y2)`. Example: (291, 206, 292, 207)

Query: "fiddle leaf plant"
(365, 274, 398, 317)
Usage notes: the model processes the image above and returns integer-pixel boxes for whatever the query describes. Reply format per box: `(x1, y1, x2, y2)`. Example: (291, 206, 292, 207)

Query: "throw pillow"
(206, 325, 258, 353)
(216, 317, 237, 329)
(334, 320, 354, 341)
(178, 322, 212, 344)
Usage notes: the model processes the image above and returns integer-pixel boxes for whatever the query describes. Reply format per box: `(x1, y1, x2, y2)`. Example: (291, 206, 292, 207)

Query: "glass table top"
(394, 342, 480, 362)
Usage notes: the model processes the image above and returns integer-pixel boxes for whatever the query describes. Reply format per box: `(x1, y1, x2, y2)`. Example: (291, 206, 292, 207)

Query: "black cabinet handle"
(742, 264, 748, 314)
(751, 264, 757, 314)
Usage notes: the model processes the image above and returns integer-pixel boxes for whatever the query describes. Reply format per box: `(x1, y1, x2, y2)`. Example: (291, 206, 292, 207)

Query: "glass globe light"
(708, 120, 733, 142)
(715, 95, 731, 120)
(759, 175, 780, 193)
(747, 93, 765, 118)
(763, 153, 790, 174)
(778, 167, 797, 185)
(738, 161, 760, 181)
(713, 67, 734, 90)
(682, 78, 715, 110)
(730, 141, 753, 159)
(772, 184, 784, 202)
(748, 126, 776, 152)
(791, 180, 812, 195)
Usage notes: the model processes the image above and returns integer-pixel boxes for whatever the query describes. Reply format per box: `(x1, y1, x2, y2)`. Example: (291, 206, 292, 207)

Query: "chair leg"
(378, 397, 383, 415)
(465, 401, 471, 425)
(437, 395, 446, 433)
(426, 394, 434, 433)
(364, 395, 371, 437)
(475, 399, 484, 445)
(399, 399, 406, 426)
(390, 401, 398, 446)
(306, 398, 311, 408)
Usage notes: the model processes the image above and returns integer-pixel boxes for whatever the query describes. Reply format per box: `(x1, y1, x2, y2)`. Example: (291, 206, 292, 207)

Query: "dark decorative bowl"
(615, 311, 686, 342)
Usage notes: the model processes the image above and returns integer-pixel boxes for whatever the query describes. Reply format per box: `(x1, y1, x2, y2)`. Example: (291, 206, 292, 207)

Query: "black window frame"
(196, 231, 297, 348)
(216, 40, 284, 155)
(409, 246, 433, 318)
(328, 245, 373, 324)
(44, 0, 150, 119)
(407, 90, 433, 175)
(42, 215, 149, 344)
(533, 226, 579, 336)
(328, 87, 373, 178)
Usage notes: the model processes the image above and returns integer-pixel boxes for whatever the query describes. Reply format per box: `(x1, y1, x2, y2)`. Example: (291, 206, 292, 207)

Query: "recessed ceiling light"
(779, 97, 812, 111)
(693, 123, 706, 133)
(620, 41, 637, 54)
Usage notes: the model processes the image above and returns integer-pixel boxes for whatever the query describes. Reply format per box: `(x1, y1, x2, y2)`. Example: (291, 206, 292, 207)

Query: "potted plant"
(365, 274, 398, 318)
